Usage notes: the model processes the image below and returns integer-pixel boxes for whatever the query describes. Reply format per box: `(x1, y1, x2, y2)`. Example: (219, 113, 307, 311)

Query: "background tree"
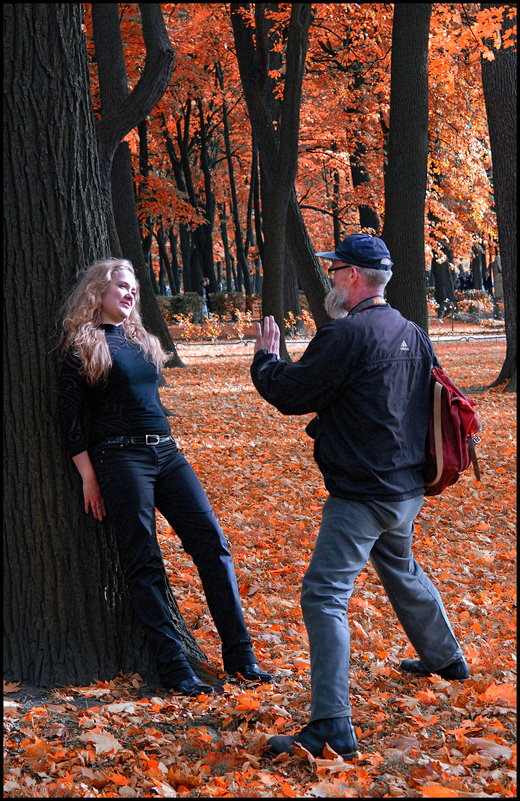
(78, 4, 515, 352)
(481, 2, 517, 391)
(230, 3, 329, 355)
(381, 4, 432, 330)
(91, 3, 183, 367)
(4, 3, 206, 686)
(231, 3, 311, 358)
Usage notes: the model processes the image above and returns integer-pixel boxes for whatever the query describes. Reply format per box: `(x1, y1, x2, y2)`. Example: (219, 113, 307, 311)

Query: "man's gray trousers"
(300, 495, 464, 722)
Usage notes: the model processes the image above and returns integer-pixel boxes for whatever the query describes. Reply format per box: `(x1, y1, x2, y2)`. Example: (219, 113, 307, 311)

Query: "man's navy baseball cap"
(316, 233, 393, 270)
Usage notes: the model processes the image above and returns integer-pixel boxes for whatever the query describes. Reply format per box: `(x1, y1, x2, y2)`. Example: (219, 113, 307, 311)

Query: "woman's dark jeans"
(91, 439, 254, 680)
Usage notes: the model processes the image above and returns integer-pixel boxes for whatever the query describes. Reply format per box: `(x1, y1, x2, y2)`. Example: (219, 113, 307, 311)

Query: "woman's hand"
(72, 451, 106, 520)
(82, 476, 106, 521)
(254, 315, 280, 356)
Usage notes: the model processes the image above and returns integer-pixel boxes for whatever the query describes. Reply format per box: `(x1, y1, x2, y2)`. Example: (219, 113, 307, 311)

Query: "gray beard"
(324, 286, 349, 319)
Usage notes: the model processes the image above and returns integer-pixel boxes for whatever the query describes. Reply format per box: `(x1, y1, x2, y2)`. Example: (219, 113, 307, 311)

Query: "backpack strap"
(468, 435, 481, 480)
(427, 378, 444, 488)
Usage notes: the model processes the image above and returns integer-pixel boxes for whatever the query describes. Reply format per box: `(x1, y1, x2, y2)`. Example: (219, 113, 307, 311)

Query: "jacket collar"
(348, 296, 388, 316)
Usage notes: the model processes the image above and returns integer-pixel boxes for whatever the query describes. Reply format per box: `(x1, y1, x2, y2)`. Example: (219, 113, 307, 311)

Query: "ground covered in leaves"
(4, 337, 516, 797)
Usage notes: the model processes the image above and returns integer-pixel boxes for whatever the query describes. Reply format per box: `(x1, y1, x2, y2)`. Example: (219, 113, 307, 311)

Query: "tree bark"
(481, 3, 517, 391)
(381, 4, 432, 332)
(92, 3, 183, 367)
(3, 4, 203, 686)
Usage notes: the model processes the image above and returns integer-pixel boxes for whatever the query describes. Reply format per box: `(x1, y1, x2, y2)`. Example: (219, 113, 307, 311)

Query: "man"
(250, 233, 469, 760)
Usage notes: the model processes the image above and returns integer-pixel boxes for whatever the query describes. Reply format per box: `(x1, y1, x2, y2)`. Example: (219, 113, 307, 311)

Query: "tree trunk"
(252, 139, 264, 264)
(431, 254, 457, 319)
(286, 190, 331, 329)
(156, 226, 177, 295)
(350, 142, 381, 232)
(283, 253, 304, 335)
(196, 99, 218, 289)
(179, 224, 193, 292)
(3, 4, 204, 687)
(216, 62, 252, 295)
(138, 119, 154, 279)
(168, 227, 181, 294)
(481, 3, 517, 391)
(92, 3, 183, 367)
(381, 4, 431, 331)
(219, 203, 235, 293)
(231, 4, 313, 359)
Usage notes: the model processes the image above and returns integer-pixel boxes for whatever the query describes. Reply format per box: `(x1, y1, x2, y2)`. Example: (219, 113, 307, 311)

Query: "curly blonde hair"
(59, 258, 170, 384)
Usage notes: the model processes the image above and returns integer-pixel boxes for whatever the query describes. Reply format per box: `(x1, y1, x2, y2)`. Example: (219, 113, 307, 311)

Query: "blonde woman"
(57, 258, 272, 695)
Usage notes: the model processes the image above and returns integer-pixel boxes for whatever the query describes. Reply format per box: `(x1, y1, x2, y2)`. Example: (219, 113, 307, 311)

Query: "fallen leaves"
(78, 730, 123, 755)
(3, 338, 516, 797)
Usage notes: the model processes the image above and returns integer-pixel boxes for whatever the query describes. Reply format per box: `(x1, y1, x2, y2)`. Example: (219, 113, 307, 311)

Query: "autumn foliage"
(83, 3, 516, 287)
(4, 337, 516, 798)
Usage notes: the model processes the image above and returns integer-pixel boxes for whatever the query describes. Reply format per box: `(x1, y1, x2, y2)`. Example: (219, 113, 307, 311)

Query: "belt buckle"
(145, 434, 160, 445)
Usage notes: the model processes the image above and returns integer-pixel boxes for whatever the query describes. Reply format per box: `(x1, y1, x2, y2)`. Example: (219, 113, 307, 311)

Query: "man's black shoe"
(399, 656, 470, 680)
(229, 662, 273, 683)
(267, 716, 359, 760)
(171, 676, 217, 696)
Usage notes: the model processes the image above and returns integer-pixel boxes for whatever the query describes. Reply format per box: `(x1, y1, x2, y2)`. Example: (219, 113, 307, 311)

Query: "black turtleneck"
(57, 324, 170, 456)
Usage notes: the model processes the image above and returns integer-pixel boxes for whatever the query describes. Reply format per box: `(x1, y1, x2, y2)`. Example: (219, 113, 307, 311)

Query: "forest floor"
(4, 336, 516, 798)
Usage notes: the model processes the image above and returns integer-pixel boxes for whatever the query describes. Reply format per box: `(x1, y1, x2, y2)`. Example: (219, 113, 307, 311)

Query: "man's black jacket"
(251, 300, 438, 501)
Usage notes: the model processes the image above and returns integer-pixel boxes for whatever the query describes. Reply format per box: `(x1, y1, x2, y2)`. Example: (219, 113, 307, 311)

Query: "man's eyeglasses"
(327, 263, 355, 276)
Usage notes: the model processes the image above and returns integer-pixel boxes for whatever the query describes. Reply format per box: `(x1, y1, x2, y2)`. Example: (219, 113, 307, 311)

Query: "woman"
(57, 257, 272, 695)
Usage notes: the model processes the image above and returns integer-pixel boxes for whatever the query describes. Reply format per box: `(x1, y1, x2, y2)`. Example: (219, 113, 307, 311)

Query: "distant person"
(250, 234, 469, 761)
(198, 277, 213, 319)
(483, 270, 493, 295)
(57, 257, 273, 696)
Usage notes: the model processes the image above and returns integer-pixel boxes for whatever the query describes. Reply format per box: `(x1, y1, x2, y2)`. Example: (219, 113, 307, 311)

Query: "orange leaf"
(106, 773, 129, 786)
(3, 682, 21, 693)
(420, 783, 459, 797)
(482, 682, 516, 705)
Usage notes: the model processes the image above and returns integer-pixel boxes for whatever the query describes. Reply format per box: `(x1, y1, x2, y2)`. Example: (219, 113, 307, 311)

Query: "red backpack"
(424, 366, 482, 496)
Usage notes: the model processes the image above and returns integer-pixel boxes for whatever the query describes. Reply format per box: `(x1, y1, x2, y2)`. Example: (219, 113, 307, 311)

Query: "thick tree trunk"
(381, 4, 431, 331)
(3, 4, 203, 687)
(481, 3, 517, 391)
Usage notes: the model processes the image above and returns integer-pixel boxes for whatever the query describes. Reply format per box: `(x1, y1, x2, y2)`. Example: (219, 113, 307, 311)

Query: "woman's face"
(100, 269, 137, 324)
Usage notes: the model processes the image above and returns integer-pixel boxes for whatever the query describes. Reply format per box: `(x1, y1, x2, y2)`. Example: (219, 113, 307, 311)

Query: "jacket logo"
(400, 340, 409, 351)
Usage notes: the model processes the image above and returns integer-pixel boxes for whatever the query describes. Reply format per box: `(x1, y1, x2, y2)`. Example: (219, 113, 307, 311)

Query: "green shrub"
(165, 293, 199, 321)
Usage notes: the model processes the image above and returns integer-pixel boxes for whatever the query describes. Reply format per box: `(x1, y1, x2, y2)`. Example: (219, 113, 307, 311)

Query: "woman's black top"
(57, 323, 170, 456)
